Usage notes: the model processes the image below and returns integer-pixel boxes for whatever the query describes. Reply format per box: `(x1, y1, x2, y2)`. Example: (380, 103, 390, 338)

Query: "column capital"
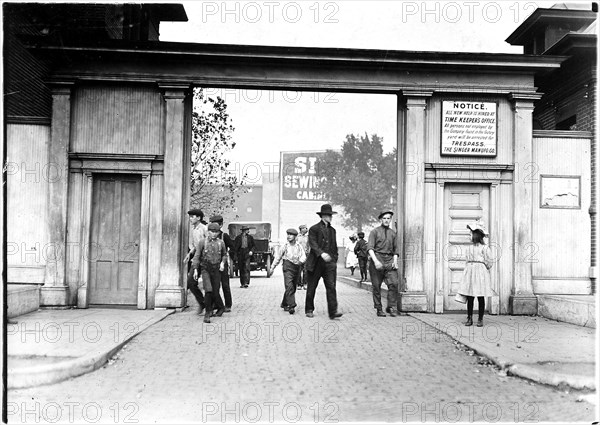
(158, 83, 192, 100)
(48, 81, 75, 96)
(399, 90, 433, 108)
(509, 92, 542, 111)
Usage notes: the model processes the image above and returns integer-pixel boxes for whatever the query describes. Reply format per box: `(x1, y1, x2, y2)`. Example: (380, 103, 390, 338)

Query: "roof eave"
(27, 40, 568, 73)
(506, 8, 598, 45)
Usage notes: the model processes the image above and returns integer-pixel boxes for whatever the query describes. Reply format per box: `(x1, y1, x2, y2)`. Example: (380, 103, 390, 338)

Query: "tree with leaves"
(190, 88, 247, 218)
(318, 133, 396, 231)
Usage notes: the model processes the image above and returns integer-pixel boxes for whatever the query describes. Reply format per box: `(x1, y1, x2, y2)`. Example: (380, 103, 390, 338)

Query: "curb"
(507, 363, 596, 391)
(410, 315, 596, 391)
(8, 310, 174, 389)
(338, 275, 384, 295)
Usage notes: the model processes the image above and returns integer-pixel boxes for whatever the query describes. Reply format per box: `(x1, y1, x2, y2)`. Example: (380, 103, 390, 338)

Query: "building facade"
(4, 3, 595, 322)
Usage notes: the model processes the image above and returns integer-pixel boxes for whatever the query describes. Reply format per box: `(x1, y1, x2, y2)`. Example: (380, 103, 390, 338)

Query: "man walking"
(270, 228, 306, 315)
(304, 204, 343, 320)
(209, 215, 234, 312)
(354, 231, 369, 282)
(368, 211, 399, 317)
(296, 224, 309, 290)
(192, 222, 227, 323)
(183, 208, 207, 314)
(233, 225, 255, 288)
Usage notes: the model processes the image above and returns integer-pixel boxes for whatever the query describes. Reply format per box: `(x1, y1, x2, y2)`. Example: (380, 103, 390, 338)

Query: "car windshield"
(229, 223, 271, 240)
(248, 224, 270, 239)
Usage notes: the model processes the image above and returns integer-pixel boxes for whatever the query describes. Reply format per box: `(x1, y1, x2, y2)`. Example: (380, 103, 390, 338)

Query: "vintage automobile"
(228, 221, 275, 278)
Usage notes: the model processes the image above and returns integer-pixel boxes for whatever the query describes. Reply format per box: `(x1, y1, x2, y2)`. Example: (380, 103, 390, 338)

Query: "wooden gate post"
(155, 84, 191, 308)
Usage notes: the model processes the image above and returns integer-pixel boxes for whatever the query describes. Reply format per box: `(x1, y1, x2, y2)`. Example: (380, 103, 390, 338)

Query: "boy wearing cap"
(296, 225, 309, 289)
(368, 211, 399, 317)
(209, 215, 235, 312)
(192, 223, 227, 323)
(354, 231, 369, 283)
(270, 228, 307, 315)
(183, 209, 207, 314)
(233, 226, 255, 288)
(304, 204, 343, 320)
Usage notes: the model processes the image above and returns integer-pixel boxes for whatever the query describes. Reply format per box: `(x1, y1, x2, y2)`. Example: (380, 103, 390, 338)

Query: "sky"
(159, 0, 560, 180)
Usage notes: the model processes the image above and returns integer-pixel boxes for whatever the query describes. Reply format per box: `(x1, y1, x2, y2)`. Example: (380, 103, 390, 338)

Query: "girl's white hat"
(467, 221, 488, 236)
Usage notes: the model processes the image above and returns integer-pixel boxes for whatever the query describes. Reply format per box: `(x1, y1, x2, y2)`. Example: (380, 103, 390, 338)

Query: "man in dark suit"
(304, 204, 343, 320)
(233, 225, 255, 288)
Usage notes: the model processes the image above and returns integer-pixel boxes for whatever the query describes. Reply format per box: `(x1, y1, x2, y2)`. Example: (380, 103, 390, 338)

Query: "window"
(556, 115, 577, 130)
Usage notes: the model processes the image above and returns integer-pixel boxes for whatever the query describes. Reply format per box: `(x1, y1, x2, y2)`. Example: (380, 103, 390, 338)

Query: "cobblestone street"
(8, 270, 595, 424)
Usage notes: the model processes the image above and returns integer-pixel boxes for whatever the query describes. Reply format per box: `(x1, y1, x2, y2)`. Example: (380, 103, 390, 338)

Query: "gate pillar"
(398, 90, 432, 312)
(509, 92, 541, 315)
(155, 84, 192, 308)
(42, 82, 74, 306)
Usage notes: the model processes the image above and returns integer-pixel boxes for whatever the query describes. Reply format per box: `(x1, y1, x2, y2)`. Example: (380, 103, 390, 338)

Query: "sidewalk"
(6, 308, 173, 389)
(339, 273, 598, 396)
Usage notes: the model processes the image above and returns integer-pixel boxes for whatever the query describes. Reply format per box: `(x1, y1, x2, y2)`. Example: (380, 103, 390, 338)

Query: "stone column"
(41, 83, 74, 306)
(509, 92, 542, 315)
(398, 90, 432, 312)
(154, 84, 191, 308)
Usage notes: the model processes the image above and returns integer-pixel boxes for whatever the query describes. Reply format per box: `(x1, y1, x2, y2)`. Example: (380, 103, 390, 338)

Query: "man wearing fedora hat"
(368, 210, 399, 317)
(233, 225, 255, 288)
(304, 204, 343, 319)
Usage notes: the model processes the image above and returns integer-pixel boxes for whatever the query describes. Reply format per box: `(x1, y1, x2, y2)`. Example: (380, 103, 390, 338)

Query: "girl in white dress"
(457, 222, 494, 327)
(345, 235, 359, 275)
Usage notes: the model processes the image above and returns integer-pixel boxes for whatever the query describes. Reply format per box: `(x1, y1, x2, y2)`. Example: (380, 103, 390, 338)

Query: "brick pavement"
(7, 269, 596, 424)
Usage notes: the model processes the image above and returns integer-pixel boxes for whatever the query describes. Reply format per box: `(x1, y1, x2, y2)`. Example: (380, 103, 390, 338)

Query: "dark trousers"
(280, 260, 300, 309)
(467, 296, 485, 320)
(299, 263, 308, 288)
(239, 255, 251, 286)
(358, 257, 368, 280)
(187, 261, 204, 307)
(368, 258, 398, 311)
(201, 264, 224, 310)
(305, 259, 338, 316)
(214, 260, 232, 308)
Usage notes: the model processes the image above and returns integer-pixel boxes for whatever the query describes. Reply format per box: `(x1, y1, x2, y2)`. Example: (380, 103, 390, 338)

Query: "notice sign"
(280, 151, 327, 201)
(441, 101, 497, 156)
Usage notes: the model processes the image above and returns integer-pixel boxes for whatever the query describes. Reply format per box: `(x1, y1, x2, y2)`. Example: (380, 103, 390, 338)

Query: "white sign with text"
(441, 101, 497, 156)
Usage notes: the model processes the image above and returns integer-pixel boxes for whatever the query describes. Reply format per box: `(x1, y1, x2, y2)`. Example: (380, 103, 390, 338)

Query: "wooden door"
(443, 184, 490, 311)
(89, 174, 141, 305)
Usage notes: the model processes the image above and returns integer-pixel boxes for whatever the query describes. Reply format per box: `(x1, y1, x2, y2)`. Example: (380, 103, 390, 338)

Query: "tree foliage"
(190, 88, 247, 218)
(318, 133, 396, 231)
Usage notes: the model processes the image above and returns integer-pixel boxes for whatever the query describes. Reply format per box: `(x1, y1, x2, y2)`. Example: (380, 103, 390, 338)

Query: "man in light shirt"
(270, 228, 306, 315)
(183, 208, 207, 314)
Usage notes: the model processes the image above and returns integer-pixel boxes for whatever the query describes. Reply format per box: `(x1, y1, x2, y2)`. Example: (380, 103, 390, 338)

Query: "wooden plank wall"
(6, 124, 50, 283)
(532, 132, 592, 294)
(71, 85, 163, 154)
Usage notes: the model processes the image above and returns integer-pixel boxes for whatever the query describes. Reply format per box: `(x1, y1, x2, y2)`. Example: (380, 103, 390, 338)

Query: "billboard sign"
(280, 151, 327, 201)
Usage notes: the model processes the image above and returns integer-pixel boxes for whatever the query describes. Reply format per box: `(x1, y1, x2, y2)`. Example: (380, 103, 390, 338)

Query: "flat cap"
(299, 224, 307, 229)
(209, 215, 223, 223)
(207, 222, 220, 232)
(357, 232, 365, 238)
(378, 210, 394, 219)
(286, 228, 298, 235)
(241, 225, 250, 231)
(187, 208, 204, 217)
